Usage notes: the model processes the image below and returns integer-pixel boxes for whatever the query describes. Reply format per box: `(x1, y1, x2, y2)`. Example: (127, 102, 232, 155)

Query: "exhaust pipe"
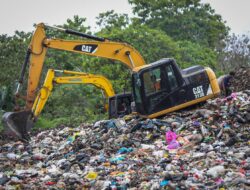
(2, 110, 34, 141)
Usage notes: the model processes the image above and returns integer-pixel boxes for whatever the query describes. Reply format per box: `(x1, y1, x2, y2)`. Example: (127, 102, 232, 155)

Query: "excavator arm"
(3, 23, 145, 140)
(25, 23, 145, 109)
(3, 68, 115, 140)
(32, 69, 115, 119)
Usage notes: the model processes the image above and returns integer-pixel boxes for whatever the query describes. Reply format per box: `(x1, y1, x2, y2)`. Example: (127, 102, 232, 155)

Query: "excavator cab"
(132, 58, 184, 116)
(108, 93, 133, 119)
(132, 58, 219, 118)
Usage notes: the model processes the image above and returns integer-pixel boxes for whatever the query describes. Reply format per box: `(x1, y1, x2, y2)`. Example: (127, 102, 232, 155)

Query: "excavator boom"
(25, 23, 145, 110)
(2, 23, 145, 140)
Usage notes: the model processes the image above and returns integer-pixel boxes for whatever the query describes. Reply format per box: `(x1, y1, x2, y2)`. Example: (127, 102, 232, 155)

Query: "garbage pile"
(0, 91, 250, 189)
(231, 67, 250, 92)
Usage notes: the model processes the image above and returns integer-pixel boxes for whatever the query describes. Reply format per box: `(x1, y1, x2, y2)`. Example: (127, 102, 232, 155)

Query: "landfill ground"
(0, 69, 249, 190)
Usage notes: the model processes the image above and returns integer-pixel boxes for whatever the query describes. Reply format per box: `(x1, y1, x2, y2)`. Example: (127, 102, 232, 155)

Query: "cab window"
(110, 99, 116, 116)
(143, 68, 162, 95)
(143, 64, 179, 96)
(165, 65, 178, 90)
(133, 74, 142, 104)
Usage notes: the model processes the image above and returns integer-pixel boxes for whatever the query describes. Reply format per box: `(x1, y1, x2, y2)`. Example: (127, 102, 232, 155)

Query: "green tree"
(96, 10, 130, 30)
(128, 0, 229, 49)
(0, 32, 31, 111)
(177, 40, 217, 69)
(0, 31, 31, 87)
(44, 15, 91, 71)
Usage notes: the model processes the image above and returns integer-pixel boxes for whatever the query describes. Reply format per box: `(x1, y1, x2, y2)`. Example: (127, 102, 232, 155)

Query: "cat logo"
(81, 45, 92, 53)
(73, 44, 98, 53)
(193, 85, 204, 98)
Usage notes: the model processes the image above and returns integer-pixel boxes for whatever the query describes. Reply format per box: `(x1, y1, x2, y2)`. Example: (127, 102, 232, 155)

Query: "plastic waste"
(166, 131, 180, 149)
(207, 165, 225, 178)
(85, 171, 98, 180)
(160, 180, 169, 187)
(0, 90, 249, 189)
(117, 147, 133, 154)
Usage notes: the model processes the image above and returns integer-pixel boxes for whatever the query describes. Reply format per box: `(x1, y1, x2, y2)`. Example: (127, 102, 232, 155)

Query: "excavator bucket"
(2, 110, 34, 141)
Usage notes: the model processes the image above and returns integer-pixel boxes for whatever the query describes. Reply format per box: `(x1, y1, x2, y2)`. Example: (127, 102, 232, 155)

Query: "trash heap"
(0, 91, 250, 189)
(231, 67, 250, 92)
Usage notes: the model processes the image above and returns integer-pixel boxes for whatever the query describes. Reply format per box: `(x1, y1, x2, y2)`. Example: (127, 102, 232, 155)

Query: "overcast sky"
(0, 0, 249, 35)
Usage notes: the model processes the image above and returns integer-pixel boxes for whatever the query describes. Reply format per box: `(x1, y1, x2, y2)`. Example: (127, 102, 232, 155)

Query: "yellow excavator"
(32, 69, 115, 119)
(2, 23, 220, 141)
(4, 68, 115, 139)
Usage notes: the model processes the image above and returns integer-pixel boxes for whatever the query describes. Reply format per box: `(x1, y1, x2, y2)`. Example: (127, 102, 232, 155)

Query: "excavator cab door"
(133, 59, 186, 116)
(108, 93, 132, 119)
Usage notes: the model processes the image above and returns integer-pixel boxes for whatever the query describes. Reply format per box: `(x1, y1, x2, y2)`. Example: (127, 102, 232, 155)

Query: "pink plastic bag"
(166, 131, 180, 149)
(166, 131, 177, 144)
(167, 141, 180, 149)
